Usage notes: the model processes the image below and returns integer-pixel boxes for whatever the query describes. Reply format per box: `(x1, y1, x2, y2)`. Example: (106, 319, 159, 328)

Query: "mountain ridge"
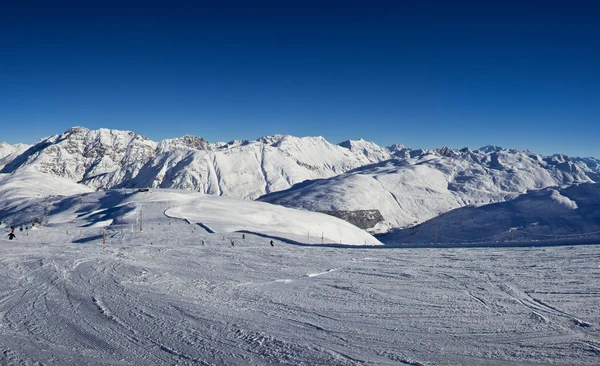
(1, 126, 599, 233)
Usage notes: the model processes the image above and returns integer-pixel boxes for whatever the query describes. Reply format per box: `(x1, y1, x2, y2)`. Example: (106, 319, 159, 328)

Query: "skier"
(270, 240, 274, 247)
(8, 232, 16, 240)
(242, 234, 245, 239)
(230, 239, 235, 246)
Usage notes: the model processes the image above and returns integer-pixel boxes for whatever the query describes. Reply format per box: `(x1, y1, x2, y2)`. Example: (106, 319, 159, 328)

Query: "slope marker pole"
(139, 204, 143, 232)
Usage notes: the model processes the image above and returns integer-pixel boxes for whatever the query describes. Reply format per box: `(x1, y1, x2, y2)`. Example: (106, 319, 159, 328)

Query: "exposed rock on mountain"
(0, 128, 382, 199)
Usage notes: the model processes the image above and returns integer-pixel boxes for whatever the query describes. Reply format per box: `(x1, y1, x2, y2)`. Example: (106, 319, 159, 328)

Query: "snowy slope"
(337, 138, 393, 163)
(0, 128, 386, 200)
(0, 171, 94, 226)
(260, 148, 597, 231)
(1, 127, 599, 234)
(0, 216, 598, 364)
(0, 172, 381, 246)
(0, 141, 30, 170)
(573, 156, 600, 181)
(125, 134, 381, 199)
(382, 182, 600, 245)
(0, 127, 158, 189)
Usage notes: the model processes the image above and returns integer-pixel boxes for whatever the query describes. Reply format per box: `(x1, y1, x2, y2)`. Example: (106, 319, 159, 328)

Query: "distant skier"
(242, 234, 245, 239)
(201, 240, 205, 245)
(19, 227, 23, 232)
(270, 240, 274, 247)
(230, 239, 235, 246)
(8, 232, 15, 240)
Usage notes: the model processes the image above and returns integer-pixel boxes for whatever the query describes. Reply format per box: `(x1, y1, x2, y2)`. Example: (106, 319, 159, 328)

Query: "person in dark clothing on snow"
(8, 232, 16, 240)
(270, 240, 274, 247)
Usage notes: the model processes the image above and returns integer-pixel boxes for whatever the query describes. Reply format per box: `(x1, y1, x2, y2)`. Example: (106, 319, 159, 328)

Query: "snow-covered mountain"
(260, 147, 598, 231)
(383, 182, 600, 244)
(2, 127, 599, 234)
(572, 156, 600, 181)
(0, 127, 385, 199)
(0, 141, 30, 170)
(338, 138, 393, 163)
(1, 127, 157, 189)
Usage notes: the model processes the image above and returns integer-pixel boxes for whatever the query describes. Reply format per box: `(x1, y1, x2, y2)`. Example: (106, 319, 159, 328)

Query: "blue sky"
(1, 1, 599, 157)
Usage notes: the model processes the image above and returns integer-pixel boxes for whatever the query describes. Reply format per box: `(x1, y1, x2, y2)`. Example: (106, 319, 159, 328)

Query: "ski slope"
(0, 226, 598, 365)
(0, 168, 380, 247)
(0, 140, 598, 364)
(0, 172, 597, 364)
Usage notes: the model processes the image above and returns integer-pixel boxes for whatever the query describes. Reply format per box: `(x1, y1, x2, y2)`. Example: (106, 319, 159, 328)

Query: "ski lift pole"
(139, 204, 143, 232)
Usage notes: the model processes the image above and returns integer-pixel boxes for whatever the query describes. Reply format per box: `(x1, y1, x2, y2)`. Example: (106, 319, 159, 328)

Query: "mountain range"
(1, 126, 599, 235)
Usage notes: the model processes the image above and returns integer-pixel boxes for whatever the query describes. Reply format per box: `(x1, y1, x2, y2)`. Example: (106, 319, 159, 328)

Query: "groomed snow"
(0, 226, 598, 365)
(165, 194, 380, 245)
(29, 189, 381, 247)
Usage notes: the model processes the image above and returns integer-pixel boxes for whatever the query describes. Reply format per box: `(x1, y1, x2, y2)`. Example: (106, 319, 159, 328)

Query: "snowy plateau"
(0, 127, 599, 365)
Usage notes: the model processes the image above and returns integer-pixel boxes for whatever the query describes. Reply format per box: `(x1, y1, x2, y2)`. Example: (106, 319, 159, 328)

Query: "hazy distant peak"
(387, 142, 406, 151)
(477, 145, 505, 153)
(0, 142, 31, 166)
(548, 153, 570, 162)
(0, 141, 30, 149)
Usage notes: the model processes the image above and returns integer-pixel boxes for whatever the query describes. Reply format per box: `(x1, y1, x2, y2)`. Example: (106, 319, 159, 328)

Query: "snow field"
(0, 227, 599, 365)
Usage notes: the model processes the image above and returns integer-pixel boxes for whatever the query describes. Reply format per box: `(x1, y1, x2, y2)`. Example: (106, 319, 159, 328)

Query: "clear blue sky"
(1, 1, 599, 157)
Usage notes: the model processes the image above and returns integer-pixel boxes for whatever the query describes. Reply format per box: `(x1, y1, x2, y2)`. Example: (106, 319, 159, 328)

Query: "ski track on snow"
(0, 209, 599, 365)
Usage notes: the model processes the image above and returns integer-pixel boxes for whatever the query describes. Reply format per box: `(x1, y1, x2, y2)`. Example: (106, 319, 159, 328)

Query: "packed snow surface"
(164, 194, 380, 245)
(0, 224, 598, 365)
